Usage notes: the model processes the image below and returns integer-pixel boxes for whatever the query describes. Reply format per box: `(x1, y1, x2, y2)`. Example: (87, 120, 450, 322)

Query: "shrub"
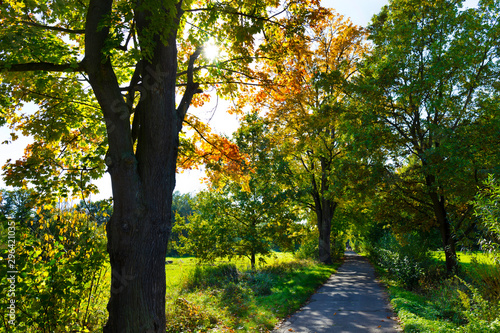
(183, 263, 239, 290)
(295, 226, 319, 260)
(0, 206, 108, 332)
(374, 232, 432, 290)
(457, 279, 500, 332)
(165, 297, 218, 333)
(428, 278, 467, 325)
(466, 256, 500, 302)
(219, 282, 251, 317)
(242, 271, 274, 296)
(473, 175, 500, 254)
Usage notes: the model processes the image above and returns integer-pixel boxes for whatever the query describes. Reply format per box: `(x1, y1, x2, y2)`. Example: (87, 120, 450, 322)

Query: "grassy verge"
(163, 253, 339, 332)
(376, 251, 500, 332)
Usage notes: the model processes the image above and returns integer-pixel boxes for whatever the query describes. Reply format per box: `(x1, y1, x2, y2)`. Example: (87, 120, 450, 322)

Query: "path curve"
(273, 252, 401, 333)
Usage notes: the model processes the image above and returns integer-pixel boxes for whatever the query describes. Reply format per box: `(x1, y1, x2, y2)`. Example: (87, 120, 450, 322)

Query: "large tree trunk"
(85, 1, 185, 331)
(250, 250, 256, 270)
(103, 53, 180, 332)
(315, 198, 336, 265)
(429, 192, 458, 275)
(426, 175, 458, 275)
(311, 157, 337, 265)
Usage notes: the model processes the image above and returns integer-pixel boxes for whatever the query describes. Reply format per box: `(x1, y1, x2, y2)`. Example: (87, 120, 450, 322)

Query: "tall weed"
(466, 256, 500, 302)
(457, 279, 500, 332)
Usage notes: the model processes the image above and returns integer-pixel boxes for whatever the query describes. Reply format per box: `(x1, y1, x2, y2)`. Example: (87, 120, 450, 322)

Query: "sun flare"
(204, 42, 219, 61)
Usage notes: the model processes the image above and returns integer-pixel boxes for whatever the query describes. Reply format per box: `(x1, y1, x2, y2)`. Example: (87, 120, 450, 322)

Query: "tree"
(355, 0, 500, 274)
(474, 175, 500, 254)
(176, 113, 299, 269)
(0, 188, 35, 224)
(240, 10, 368, 264)
(76, 198, 113, 225)
(0, 0, 324, 331)
(167, 191, 194, 255)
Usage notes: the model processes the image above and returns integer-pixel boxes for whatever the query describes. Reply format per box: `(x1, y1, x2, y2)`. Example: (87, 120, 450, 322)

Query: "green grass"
(162, 253, 338, 332)
(430, 251, 497, 266)
(382, 251, 500, 332)
(164, 252, 296, 290)
(50, 252, 333, 332)
(389, 286, 459, 333)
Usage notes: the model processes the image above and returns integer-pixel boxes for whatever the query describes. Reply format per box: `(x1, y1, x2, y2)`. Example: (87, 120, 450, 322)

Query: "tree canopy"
(353, 0, 500, 273)
(0, 0, 326, 331)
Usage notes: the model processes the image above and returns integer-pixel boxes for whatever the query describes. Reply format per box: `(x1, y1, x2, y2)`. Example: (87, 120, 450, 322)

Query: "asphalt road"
(273, 252, 401, 333)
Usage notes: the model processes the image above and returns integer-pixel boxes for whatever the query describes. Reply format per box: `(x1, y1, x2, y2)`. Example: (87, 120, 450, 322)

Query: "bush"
(219, 282, 251, 317)
(295, 226, 319, 260)
(0, 206, 108, 332)
(242, 271, 274, 296)
(374, 232, 431, 290)
(428, 278, 467, 325)
(466, 256, 500, 302)
(165, 297, 218, 333)
(473, 175, 500, 254)
(183, 263, 239, 290)
(457, 279, 500, 332)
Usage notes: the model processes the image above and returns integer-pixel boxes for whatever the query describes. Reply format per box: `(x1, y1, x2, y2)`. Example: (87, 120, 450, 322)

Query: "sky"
(0, 0, 478, 200)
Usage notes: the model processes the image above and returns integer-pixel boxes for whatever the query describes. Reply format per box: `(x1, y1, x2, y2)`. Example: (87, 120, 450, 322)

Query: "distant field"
(164, 252, 296, 290)
(430, 250, 497, 271)
(161, 252, 336, 332)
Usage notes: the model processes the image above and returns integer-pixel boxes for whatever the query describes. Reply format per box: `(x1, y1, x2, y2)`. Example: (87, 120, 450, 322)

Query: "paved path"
(273, 252, 401, 333)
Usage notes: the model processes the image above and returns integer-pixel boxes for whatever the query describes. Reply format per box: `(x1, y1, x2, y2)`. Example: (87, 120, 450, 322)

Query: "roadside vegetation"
(1, 189, 338, 332)
(373, 249, 500, 332)
(359, 189, 500, 333)
(358, 176, 500, 332)
(163, 256, 337, 332)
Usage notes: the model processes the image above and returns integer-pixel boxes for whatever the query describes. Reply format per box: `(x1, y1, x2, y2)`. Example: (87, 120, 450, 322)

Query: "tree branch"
(183, 117, 241, 164)
(184, 7, 285, 28)
(20, 20, 85, 34)
(0, 61, 85, 73)
(176, 47, 203, 127)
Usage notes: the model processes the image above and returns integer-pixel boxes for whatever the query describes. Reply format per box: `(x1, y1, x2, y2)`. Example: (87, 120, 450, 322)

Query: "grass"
(162, 252, 338, 332)
(164, 253, 297, 289)
(430, 251, 497, 267)
(35, 252, 335, 332)
(381, 251, 500, 332)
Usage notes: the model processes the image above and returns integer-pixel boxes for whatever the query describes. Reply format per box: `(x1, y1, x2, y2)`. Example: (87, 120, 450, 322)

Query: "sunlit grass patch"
(430, 250, 497, 265)
(163, 253, 338, 332)
(385, 251, 500, 332)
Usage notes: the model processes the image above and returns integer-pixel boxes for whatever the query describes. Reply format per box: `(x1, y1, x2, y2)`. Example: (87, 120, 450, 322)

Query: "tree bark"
(85, 1, 186, 331)
(311, 157, 337, 265)
(426, 175, 458, 275)
(315, 198, 336, 265)
(251, 250, 256, 270)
